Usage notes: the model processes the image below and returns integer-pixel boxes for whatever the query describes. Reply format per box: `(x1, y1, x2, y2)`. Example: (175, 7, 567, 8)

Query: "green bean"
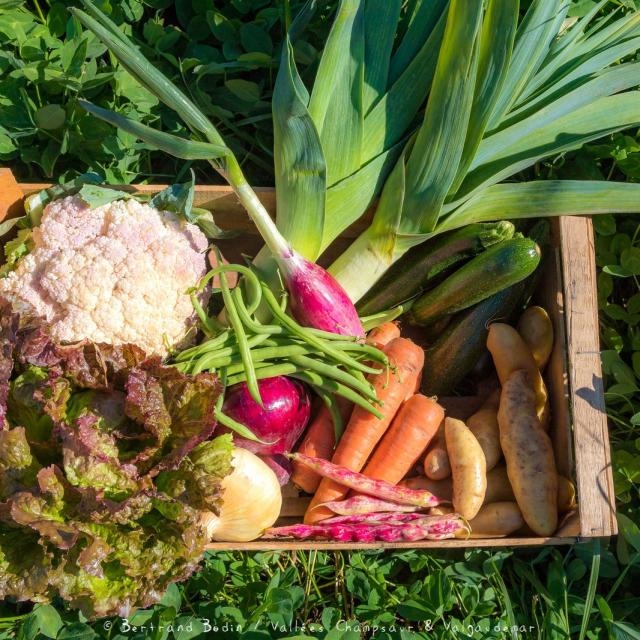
(261, 285, 380, 375)
(290, 371, 383, 419)
(197, 260, 263, 315)
(191, 333, 272, 374)
(215, 409, 275, 445)
(315, 390, 344, 443)
(189, 292, 221, 336)
(330, 341, 389, 364)
(232, 286, 283, 335)
(360, 305, 405, 331)
(226, 363, 300, 387)
(345, 366, 375, 391)
(289, 355, 379, 402)
(175, 330, 234, 362)
(306, 328, 359, 342)
(218, 268, 262, 405)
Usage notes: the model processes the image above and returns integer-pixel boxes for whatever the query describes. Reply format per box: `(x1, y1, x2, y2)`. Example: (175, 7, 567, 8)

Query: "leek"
(329, 0, 640, 301)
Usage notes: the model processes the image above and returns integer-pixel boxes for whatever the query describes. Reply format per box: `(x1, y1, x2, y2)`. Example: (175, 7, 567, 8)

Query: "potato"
(483, 387, 501, 411)
(423, 423, 451, 480)
(445, 417, 487, 520)
(517, 306, 554, 370)
(400, 475, 453, 501)
(456, 502, 524, 538)
(558, 476, 577, 513)
(487, 323, 550, 429)
(485, 465, 574, 513)
(429, 505, 454, 516)
(484, 465, 516, 503)
(498, 369, 558, 536)
(467, 408, 501, 471)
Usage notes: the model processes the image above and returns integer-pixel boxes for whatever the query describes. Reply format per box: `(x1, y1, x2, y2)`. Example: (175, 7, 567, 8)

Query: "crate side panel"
(559, 216, 616, 538)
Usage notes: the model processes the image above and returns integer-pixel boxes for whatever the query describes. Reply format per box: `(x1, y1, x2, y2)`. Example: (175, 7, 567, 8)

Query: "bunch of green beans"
(173, 261, 389, 440)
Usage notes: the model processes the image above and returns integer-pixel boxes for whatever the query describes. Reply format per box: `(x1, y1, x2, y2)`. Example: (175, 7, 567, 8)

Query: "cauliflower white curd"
(0, 196, 210, 356)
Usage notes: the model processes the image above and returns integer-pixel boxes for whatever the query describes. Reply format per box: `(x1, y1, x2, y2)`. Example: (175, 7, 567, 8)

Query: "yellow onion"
(200, 447, 282, 542)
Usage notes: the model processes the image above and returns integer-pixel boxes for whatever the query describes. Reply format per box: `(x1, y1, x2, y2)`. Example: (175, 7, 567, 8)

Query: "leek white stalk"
(200, 448, 282, 543)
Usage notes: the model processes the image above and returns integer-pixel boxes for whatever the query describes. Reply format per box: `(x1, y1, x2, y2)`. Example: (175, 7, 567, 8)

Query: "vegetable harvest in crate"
(0, 0, 638, 618)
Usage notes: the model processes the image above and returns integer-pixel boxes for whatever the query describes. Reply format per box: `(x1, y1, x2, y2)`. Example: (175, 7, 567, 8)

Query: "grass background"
(0, 0, 639, 638)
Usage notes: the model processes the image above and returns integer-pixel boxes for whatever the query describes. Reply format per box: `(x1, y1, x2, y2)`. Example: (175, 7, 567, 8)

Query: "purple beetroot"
(221, 377, 311, 455)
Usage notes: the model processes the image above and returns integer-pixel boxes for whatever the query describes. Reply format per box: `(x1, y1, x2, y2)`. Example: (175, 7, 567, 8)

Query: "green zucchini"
(408, 237, 540, 326)
(356, 221, 515, 315)
(422, 281, 529, 396)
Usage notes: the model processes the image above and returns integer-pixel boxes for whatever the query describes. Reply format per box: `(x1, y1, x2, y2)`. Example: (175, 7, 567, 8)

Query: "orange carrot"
(362, 394, 443, 485)
(304, 337, 425, 524)
(293, 323, 401, 494)
(366, 322, 401, 349)
(291, 398, 353, 494)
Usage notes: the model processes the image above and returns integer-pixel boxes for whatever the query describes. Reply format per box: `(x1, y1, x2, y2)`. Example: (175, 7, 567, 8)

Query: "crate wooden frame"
(0, 169, 616, 550)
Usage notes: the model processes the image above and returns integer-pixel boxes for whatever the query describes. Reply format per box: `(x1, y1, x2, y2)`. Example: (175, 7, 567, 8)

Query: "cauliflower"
(0, 195, 209, 356)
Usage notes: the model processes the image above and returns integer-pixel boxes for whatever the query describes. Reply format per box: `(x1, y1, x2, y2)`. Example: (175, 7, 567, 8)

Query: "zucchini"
(408, 237, 540, 326)
(422, 282, 528, 396)
(356, 221, 515, 315)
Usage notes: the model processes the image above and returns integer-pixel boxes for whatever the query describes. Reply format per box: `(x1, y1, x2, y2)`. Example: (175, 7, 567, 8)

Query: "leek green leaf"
(78, 100, 229, 160)
(450, 0, 518, 194)
(517, 34, 640, 114)
(322, 141, 403, 252)
(361, 11, 445, 162)
(272, 34, 326, 260)
(362, 0, 401, 113)
(440, 181, 640, 233)
(488, 0, 570, 129)
(501, 62, 640, 131)
(308, 0, 365, 185)
(460, 92, 640, 200)
(401, 0, 483, 232)
(388, 0, 447, 85)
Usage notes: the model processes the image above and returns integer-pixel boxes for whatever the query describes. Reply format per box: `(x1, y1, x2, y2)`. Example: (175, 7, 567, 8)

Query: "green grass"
(0, 1, 639, 638)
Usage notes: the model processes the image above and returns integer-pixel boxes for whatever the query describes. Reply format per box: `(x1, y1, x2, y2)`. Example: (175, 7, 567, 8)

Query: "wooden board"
(0, 176, 616, 548)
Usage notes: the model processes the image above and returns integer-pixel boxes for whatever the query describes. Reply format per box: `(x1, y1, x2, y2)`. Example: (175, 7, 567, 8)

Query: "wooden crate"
(0, 169, 617, 550)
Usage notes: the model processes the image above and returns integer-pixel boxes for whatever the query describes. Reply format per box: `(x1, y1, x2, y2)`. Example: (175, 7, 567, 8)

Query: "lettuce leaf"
(0, 297, 18, 429)
(0, 315, 229, 618)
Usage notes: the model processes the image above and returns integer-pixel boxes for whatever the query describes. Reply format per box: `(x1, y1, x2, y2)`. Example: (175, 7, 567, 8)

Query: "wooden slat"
(559, 216, 616, 538)
(536, 219, 572, 478)
(205, 536, 576, 551)
(0, 169, 24, 223)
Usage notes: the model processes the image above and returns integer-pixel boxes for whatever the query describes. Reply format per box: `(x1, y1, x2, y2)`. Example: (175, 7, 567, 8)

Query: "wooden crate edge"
(559, 216, 617, 538)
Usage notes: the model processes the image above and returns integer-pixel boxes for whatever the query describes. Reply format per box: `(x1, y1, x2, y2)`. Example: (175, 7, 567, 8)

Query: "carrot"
(366, 322, 401, 349)
(291, 398, 353, 494)
(304, 337, 425, 524)
(362, 394, 443, 485)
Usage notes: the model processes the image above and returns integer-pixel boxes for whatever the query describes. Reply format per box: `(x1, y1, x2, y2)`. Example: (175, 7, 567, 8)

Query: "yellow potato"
(483, 387, 501, 411)
(400, 476, 453, 502)
(445, 417, 487, 520)
(423, 423, 451, 480)
(498, 370, 558, 536)
(485, 465, 575, 513)
(517, 306, 554, 370)
(558, 476, 577, 513)
(484, 465, 516, 503)
(457, 502, 524, 538)
(429, 505, 454, 516)
(467, 408, 501, 471)
(487, 323, 550, 429)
